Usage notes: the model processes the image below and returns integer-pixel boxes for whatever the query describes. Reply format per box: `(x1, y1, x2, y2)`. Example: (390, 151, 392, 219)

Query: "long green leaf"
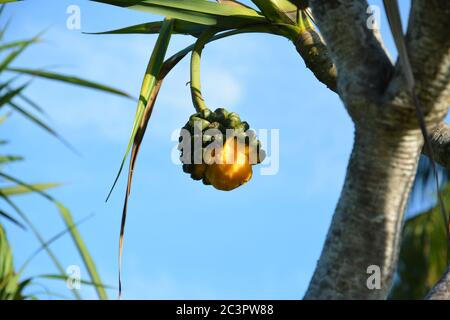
(86, 19, 209, 37)
(0, 223, 19, 300)
(8, 101, 78, 153)
(99, 0, 263, 17)
(0, 209, 25, 229)
(0, 36, 39, 71)
(0, 38, 41, 52)
(112, 18, 174, 299)
(6, 67, 132, 98)
(0, 83, 28, 107)
(0, 194, 82, 299)
(55, 202, 108, 300)
(0, 173, 107, 299)
(17, 92, 46, 115)
(0, 183, 59, 196)
(0, 5, 11, 41)
(0, 155, 23, 164)
(18, 214, 93, 274)
(106, 18, 174, 201)
(92, 0, 265, 27)
(0, 224, 14, 280)
(15, 214, 100, 299)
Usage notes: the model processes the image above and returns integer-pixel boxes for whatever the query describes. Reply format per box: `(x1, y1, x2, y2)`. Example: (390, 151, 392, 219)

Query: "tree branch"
(384, 0, 450, 126)
(426, 266, 450, 300)
(406, 0, 450, 115)
(294, 27, 337, 92)
(309, 0, 393, 103)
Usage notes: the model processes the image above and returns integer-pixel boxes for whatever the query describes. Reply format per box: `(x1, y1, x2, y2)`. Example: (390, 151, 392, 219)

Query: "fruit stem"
(190, 29, 217, 113)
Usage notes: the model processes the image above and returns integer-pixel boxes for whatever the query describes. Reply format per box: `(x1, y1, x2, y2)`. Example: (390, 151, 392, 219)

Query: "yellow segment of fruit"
(205, 137, 253, 191)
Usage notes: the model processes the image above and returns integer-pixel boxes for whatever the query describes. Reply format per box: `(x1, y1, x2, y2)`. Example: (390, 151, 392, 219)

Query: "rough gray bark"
(426, 266, 450, 300)
(304, 126, 423, 299)
(304, 0, 450, 299)
(424, 123, 450, 171)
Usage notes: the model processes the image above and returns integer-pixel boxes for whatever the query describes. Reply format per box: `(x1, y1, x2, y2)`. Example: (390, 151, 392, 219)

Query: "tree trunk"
(305, 125, 423, 299)
(301, 0, 450, 300)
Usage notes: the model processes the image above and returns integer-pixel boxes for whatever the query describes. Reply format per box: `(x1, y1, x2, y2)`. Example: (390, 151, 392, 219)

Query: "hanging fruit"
(179, 108, 265, 191)
(179, 30, 265, 190)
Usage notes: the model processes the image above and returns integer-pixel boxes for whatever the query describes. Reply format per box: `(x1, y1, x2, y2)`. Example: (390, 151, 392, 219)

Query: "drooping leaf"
(0, 36, 39, 71)
(106, 18, 174, 201)
(0, 6, 11, 41)
(54, 202, 108, 300)
(0, 194, 81, 299)
(17, 92, 46, 115)
(0, 155, 23, 164)
(0, 209, 26, 229)
(0, 38, 41, 52)
(6, 67, 132, 98)
(111, 23, 275, 298)
(0, 183, 59, 196)
(19, 214, 93, 273)
(110, 18, 174, 298)
(8, 101, 78, 153)
(0, 83, 28, 107)
(0, 172, 108, 300)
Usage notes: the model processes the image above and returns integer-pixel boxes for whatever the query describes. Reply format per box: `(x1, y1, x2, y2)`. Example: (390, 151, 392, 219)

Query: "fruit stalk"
(190, 29, 217, 112)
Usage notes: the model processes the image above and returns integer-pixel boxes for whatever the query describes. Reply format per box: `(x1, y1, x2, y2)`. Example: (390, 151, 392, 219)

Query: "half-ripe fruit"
(205, 137, 253, 191)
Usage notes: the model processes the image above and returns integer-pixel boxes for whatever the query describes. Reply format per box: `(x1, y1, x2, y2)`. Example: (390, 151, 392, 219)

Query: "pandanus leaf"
(91, 0, 265, 28)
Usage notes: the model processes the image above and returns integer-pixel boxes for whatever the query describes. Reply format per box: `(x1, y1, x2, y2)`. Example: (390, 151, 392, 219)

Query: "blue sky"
(2, 0, 417, 299)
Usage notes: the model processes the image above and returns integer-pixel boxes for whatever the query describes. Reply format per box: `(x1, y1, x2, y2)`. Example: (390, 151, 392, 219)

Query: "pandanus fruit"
(179, 108, 265, 191)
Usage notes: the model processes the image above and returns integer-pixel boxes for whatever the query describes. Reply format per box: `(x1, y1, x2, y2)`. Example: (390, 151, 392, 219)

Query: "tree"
(62, 0, 449, 299)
